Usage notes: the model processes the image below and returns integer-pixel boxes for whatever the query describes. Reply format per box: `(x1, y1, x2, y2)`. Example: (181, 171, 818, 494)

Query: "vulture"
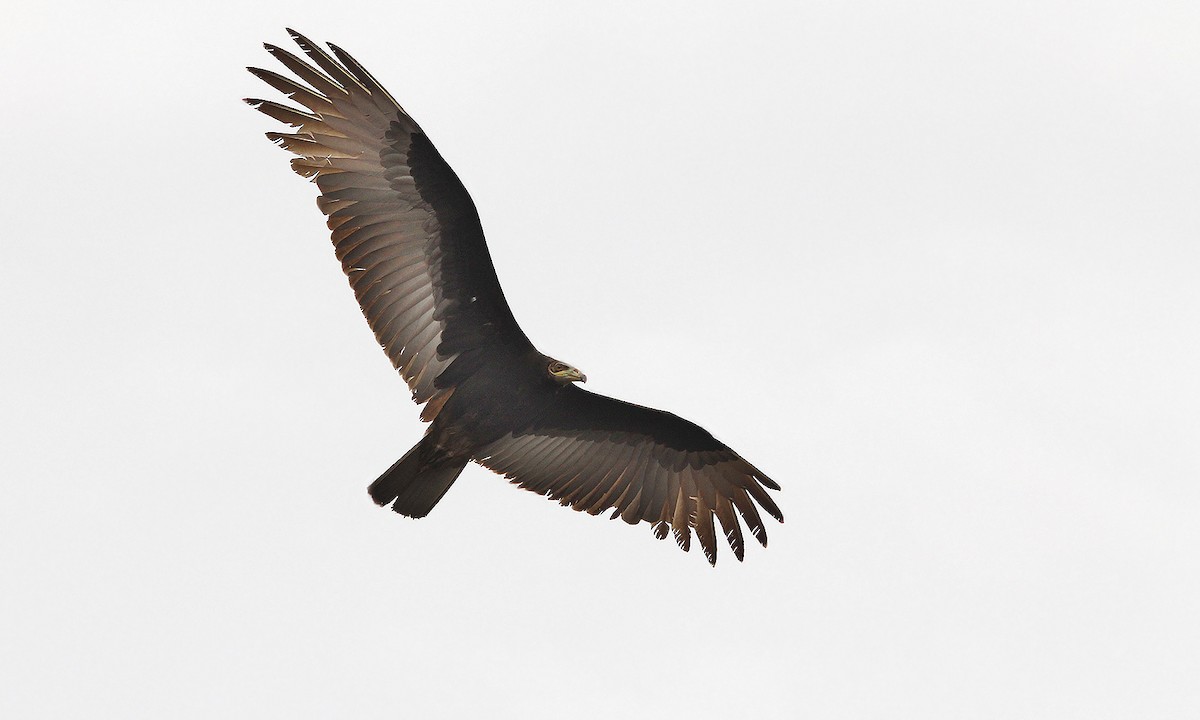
(246, 30, 783, 564)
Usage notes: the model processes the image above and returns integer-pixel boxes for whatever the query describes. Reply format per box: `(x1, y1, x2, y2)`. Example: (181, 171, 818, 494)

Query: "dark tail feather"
(368, 442, 467, 519)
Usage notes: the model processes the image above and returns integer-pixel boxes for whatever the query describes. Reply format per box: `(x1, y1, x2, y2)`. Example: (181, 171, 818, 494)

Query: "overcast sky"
(2, 1, 1198, 717)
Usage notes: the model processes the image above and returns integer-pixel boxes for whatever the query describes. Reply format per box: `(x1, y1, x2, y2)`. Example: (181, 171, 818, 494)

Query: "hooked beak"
(552, 364, 587, 384)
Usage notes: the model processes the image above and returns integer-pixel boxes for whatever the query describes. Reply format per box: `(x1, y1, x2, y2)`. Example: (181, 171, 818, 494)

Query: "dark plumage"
(247, 30, 783, 564)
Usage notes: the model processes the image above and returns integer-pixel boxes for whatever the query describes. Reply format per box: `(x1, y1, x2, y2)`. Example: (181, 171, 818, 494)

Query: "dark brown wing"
(246, 30, 532, 408)
(478, 386, 783, 565)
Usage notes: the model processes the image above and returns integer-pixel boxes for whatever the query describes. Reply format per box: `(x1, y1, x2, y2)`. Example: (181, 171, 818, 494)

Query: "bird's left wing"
(246, 31, 533, 410)
(478, 386, 783, 565)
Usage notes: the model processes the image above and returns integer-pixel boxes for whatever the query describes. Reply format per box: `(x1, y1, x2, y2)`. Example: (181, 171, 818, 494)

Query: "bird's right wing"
(478, 386, 783, 565)
(247, 30, 532, 406)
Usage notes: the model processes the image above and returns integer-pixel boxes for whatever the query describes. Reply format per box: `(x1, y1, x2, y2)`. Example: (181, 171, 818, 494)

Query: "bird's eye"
(549, 362, 565, 373)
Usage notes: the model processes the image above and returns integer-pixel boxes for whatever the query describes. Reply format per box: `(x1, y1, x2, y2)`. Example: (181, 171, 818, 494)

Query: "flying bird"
(246, 30, 782, 564)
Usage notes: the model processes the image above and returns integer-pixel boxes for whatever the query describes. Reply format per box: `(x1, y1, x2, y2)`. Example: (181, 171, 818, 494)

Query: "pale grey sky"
(2, 1, 1198, 718)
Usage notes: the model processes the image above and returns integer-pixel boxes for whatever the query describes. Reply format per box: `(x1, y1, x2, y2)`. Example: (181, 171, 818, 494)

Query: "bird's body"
(248, 30, 783, 564)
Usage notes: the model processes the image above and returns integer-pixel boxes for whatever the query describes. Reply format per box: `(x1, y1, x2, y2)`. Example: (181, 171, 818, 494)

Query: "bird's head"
(546, 357, 587, 385)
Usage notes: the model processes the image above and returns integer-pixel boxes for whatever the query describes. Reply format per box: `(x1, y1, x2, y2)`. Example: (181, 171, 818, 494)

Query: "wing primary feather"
(714, 498, 745, 562)
(305, 112, 381, 143)
(247, 66, 336, 113)
(705, 465, 747, 560)
(693, 482, 718, 566)
(266, 132, 363, 162)
(326, 42, 404, 112)
(244, 98, 320, 129)
(670, 478, 692, 552)
(285, 30, 365, 92)
(265, 41, 350, 97)
(265, 131, 322, 155)
(731, 488, 768, 547)
(297, 155, 383, 177)
(746, 462, 781, 491)
(288, 157, 331, 178)
(265, 43, 346, 98)
(298, 132, 368, 158)
(744, 479, 784, 523)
